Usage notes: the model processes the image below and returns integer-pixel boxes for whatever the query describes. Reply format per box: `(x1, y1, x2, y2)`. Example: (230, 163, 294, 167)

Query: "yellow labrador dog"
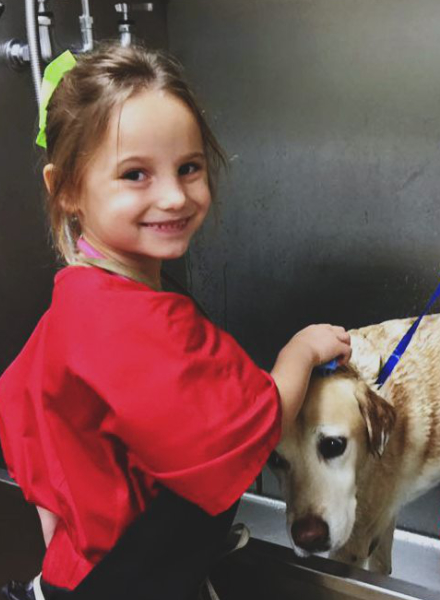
(270, 314, 440, 574)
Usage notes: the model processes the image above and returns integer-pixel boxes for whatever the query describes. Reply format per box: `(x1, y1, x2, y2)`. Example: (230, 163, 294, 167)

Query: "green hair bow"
(36, 50, 77, 149)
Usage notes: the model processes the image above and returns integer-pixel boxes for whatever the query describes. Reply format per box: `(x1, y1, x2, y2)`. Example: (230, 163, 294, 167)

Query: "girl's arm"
(36, 505, 59, 548)
(271, 324, 351, 441)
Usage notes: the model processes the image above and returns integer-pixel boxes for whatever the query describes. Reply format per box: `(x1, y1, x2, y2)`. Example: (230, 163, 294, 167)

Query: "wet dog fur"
(270, 314, 440, 574)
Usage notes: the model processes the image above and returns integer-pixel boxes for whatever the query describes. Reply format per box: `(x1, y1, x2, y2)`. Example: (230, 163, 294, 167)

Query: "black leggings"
(41, 489, 239, 600)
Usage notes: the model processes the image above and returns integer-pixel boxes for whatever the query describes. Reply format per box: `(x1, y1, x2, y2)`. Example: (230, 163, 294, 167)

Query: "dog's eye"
(268, 450, 289, 470)
(318, 436, 347, 460)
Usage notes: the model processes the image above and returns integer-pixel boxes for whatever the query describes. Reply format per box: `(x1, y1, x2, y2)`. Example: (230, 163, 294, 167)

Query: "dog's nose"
(291, 515, 330, 553)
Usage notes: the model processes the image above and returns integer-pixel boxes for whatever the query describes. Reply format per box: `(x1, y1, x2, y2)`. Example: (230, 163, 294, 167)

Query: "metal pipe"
(115, 3, 153, 48)
(38, 0, 54, 63)
(0, 0, 29, 69)
(25, 0, 42, 106)
(115, 3, 132, 47)
(79, 0, 94, 52)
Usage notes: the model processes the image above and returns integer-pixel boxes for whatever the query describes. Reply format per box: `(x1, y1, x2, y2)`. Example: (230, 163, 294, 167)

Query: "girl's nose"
(155, 178, 187, 210)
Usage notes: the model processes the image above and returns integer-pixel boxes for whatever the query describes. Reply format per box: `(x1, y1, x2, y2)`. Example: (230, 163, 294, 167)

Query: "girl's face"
(74, 89, 211, 280)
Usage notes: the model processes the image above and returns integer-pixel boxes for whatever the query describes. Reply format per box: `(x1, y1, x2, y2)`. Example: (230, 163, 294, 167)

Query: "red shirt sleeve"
(53, 270, 281, 515)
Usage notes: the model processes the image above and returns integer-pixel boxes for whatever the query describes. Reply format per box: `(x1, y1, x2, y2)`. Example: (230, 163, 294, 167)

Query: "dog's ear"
(349, 333, 382, 385)
(354, 382, 396, 457)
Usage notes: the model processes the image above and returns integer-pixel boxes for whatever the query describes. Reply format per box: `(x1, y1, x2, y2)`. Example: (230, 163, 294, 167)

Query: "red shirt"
(0, 266, 281, 589)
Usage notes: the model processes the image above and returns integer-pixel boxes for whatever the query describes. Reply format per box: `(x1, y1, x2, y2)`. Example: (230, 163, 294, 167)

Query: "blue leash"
(317, 277, 440, 387)
(375, 279, 440, 388)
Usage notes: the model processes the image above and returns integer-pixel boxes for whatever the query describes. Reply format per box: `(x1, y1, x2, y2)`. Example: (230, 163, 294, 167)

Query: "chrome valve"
(115, 3, 153, 47)
(0, 39, 30, 70)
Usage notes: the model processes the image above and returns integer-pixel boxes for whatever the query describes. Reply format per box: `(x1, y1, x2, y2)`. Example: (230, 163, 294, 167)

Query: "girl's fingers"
(338, 332, 351, 344)
(331, 325, 348, 335)
(338, 343, 352, 365)
(331, 325, 351, 344)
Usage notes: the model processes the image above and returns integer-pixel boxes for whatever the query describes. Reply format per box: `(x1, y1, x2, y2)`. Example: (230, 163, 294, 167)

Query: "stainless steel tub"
(227, 492, 440, 600)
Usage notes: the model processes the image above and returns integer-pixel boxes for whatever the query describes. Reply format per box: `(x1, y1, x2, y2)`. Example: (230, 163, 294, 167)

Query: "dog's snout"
(291, 515, 330, 553)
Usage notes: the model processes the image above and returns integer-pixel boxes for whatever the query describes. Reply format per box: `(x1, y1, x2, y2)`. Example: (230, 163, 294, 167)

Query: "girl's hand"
(289, 323, 351, 368)
(271, 324, 351, 439)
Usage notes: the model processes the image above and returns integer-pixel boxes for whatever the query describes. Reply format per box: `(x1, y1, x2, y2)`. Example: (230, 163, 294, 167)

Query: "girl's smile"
(140, 216, 192, 233)
(69, 89, 212, 285)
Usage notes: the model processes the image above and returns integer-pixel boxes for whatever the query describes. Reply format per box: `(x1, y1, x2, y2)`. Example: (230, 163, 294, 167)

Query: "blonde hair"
(43, 42, 227, 264)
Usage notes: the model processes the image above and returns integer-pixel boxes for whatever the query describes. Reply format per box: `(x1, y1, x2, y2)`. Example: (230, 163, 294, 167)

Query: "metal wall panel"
(167, 0, 440, 538)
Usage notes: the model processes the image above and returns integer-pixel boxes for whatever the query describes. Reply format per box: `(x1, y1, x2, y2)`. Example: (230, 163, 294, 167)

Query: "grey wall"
(0, 0, 168, 377)
(167, 0, 440, 539)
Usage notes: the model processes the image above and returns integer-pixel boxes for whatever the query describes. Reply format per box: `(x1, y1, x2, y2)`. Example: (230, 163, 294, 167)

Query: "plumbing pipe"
(0, 1, 29, 69)
(115, 3, 153, 48)
(25, 0, 42, 106)
(115, 3, 133, 47)
(79, 0, 94, 52)
(38, 0, 54, 63)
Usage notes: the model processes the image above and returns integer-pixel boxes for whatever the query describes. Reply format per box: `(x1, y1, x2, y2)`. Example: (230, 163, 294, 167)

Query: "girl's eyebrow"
(117, 156, 148, 169)
(181, 152, 206, 161)
(117, 151, 206, 168)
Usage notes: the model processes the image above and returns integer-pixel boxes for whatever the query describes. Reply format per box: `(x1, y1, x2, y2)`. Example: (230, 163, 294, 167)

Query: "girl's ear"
(44, 164, 78, 216)
(43, 163, 54, 194)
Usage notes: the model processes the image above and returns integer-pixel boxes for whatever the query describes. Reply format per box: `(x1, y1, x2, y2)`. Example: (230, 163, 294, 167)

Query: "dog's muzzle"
(291, 515, 330, 553)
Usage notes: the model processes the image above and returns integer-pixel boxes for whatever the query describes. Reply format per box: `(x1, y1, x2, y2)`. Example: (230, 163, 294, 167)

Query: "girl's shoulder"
(48, 265, 226, 372)
(54, 264, 178, 300)
(52, 265, 202, 331)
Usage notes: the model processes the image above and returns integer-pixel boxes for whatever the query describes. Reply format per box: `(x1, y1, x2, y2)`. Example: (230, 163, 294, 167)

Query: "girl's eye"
(178, 162, 201, 177)
(122, 170, 146, 182)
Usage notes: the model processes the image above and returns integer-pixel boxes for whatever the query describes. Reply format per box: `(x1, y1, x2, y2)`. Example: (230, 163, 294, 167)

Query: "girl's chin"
(114, 241, 190, 266)
(158, 242, 191, 260)
(141, 246, 189, 262)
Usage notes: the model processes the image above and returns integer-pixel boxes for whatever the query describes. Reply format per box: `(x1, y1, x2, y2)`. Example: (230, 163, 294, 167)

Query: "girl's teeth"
(145, 219, 188, 230)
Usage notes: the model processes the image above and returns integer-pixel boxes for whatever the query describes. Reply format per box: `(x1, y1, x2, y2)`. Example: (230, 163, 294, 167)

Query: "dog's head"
(270, 361, 396, 558)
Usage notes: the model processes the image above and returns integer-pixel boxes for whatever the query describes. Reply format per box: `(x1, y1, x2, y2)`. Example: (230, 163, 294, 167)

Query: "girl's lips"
(140, 217, 191, 233)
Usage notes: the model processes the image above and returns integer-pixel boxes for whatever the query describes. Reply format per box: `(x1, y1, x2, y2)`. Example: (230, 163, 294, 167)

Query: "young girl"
(0, 43, 351, 599)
